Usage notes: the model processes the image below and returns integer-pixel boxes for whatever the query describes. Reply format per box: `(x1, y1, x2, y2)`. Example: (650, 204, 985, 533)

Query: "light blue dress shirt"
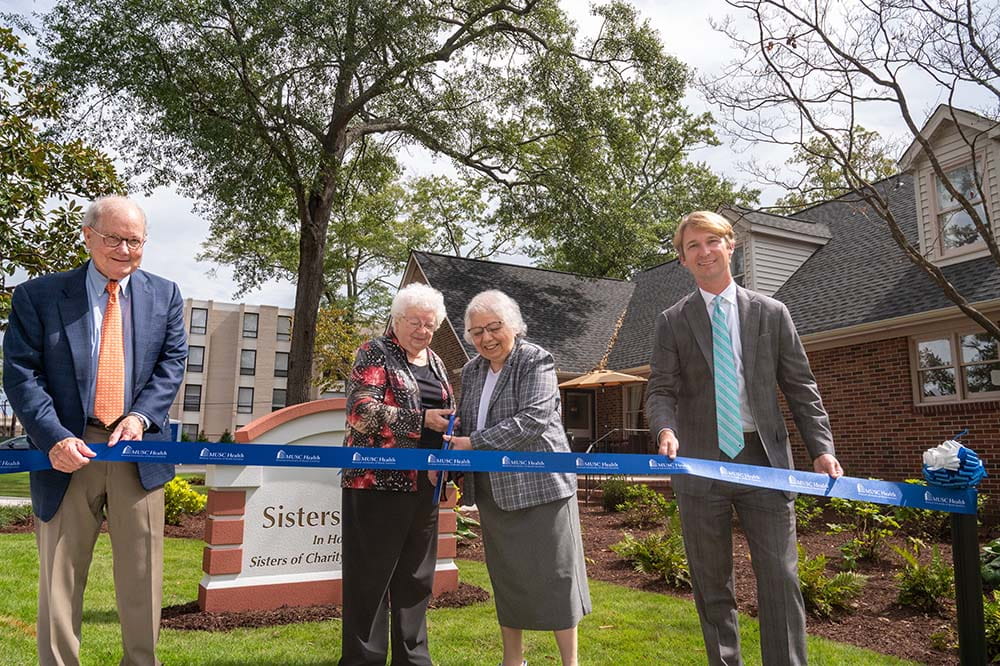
(85, 261, 136, 423)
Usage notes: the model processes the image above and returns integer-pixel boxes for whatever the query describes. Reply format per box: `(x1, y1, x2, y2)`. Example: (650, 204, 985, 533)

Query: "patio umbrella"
(558, 370, 647, 389)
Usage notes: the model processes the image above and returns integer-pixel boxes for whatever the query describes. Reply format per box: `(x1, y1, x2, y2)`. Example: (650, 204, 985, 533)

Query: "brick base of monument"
(199, 488, 462, 612)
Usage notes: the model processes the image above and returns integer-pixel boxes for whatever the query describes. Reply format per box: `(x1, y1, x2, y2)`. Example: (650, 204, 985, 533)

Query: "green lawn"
(0, 472, 30, 498)
(0, 534, 918, 665)
(0, 472, 206, 498)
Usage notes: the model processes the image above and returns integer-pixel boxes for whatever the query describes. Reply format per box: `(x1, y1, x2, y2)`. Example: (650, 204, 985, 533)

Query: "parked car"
(1, 435, 30, 450)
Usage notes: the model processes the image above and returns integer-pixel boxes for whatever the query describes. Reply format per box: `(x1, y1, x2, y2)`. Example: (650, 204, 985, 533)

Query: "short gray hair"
(463, 290, 527, 344)
(390, 282, 447, 330)
(83, 196, 148, 232)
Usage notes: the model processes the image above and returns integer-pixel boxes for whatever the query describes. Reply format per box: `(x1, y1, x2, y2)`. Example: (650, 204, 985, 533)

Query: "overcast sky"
(0, 0, 976, 308)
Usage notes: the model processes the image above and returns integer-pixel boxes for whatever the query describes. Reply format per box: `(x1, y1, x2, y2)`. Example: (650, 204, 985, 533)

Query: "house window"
(243, 312, 259, 339)
(190, 308, 208, 335)
(183, 384, 201, 412)
(623, 384, 646, 431)
(277, 315, 292, 342)
(915, 332, 1000, 402)
(936, 164, 986, 253)
(240, 349, 257, 376)
(275, 352, 289, 378)
(187, 346, 205, 373)
(272, 388, 287, 411)
(181, 423, 199, 441)
(237, 387, 254, 414)
(731, 244, 746, 287)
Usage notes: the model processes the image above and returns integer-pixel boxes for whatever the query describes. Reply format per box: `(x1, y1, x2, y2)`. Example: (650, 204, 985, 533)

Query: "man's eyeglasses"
(402, 317, 436, 331)
(89, 227, 146, 250)
(467, 321, 504, 339)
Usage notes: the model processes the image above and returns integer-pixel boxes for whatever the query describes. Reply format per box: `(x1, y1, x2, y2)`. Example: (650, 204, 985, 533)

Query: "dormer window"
(936, 163, 986, 254)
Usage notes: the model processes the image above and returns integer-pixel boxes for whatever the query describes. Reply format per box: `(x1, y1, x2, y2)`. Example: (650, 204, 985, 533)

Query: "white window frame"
(932, 160, 988, 260)
(912, 329, 1000, 404)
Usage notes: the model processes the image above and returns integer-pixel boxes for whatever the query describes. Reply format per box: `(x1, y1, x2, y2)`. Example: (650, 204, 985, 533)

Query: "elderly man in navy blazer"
(3, 196, 187, 666)
(646, 210, 843, 666)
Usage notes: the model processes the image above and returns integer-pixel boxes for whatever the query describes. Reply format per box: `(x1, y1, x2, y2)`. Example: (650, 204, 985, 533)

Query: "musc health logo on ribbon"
(574, 457, 620, 471)
(349, 451, 397, 467)
(855, 482, 901, 501)
(923, 489, 968, 509)
(427, 453, 471, 467)
(120, 445, 168, 459)
(275, 449, 322, 463)
(0, 459, 24, 470)
(648, 457, 688, 472)
(718, 466, 762, 483)
(199, 447, 246, 462)
(787, 473, 828, 492)
(500, 455, 545, 469)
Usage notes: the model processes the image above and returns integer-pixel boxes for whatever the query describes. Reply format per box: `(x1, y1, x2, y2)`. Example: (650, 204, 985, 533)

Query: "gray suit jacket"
(457, 338, 577, 511)
(645, 286, 834, 496)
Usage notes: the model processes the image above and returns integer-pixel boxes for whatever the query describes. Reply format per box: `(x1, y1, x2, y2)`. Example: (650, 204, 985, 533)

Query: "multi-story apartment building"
(170, 299, 303, 441)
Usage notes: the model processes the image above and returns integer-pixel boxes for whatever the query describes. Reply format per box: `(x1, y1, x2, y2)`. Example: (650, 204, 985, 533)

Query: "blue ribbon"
(0, 442, 976, 514)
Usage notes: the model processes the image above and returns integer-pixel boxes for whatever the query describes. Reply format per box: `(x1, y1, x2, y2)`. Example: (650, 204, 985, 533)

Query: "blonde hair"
(672, 210, 735, 258)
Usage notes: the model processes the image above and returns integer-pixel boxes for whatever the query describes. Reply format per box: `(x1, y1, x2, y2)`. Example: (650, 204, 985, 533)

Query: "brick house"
(401, 105, 1000, 506)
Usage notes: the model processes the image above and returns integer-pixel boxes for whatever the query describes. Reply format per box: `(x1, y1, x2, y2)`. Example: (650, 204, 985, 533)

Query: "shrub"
(601, 477, 631, 513)
(0, 504, 33, 529)
(827, 496, 899, 569)
(893, 538, 954, 612)
(982, 537, 1000, 590)
(794, 494, 824, 532)
(611, 512, 690, 588)
(619, 486, 674, 529)
(797, 544, 866, 618)
(985, 590, 1000, 662)
(893, 480, 950, 540)
(455, 512, 480, 542)
(164, 477, 207, 526)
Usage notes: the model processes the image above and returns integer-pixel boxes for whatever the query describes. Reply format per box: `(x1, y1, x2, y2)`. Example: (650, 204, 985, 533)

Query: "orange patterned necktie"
(93, 280, 125, 426)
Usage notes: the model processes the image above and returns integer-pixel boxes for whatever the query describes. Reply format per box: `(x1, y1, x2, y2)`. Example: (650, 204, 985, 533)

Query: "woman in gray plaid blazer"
(445, 290, 591, 666)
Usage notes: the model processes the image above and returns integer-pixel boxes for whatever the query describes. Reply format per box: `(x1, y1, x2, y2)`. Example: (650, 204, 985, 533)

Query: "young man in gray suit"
(646, 210, 843, 666)
(4, 196, 187, 666)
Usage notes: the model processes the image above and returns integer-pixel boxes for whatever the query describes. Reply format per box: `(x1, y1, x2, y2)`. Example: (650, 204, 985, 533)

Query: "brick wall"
(786, 336, 1000, 514)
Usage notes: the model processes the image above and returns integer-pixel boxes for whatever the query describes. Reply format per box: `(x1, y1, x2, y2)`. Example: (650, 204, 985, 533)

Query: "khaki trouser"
(36, 425, 164, 666)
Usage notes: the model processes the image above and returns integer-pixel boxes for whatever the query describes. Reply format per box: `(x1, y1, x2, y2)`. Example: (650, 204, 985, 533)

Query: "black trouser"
(339, 474, 439, 666)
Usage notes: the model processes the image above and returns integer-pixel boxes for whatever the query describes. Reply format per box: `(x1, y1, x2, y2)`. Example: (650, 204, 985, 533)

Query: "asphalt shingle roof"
(776, 173, 1000, 336)
(413, 251, 635, 373)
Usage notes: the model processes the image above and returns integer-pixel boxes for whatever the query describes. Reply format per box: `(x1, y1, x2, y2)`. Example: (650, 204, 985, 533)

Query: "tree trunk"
(286, 199, 333, 405)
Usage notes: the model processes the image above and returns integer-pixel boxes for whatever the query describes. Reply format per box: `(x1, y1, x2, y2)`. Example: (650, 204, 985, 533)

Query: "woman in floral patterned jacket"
(339, 282, 456, 666)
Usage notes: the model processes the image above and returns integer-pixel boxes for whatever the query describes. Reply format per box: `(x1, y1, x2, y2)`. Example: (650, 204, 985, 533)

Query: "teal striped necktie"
(712, 296, 745, 458)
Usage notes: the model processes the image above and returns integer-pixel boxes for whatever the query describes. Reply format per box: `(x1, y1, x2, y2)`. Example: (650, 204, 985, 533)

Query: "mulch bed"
(0, 499, 980, 663)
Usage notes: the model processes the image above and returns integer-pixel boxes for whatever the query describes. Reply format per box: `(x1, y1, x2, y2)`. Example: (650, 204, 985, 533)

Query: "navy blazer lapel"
(737, 287, 760, 382)
(130, 270, 153, 401)
(681, 291, 713, 373)
(58, 265, 93, 406)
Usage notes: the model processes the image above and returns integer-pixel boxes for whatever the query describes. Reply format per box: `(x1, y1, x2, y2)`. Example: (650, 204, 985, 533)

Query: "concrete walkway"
(0, 496, 30, 507)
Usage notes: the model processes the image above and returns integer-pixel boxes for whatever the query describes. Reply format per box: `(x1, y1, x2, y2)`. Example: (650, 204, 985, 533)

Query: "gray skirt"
(475, 473, 592, 630)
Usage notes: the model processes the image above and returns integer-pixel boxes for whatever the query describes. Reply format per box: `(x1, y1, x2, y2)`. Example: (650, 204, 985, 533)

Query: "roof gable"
(410, 251, 635, 373)
(898, 105, 1000, 171)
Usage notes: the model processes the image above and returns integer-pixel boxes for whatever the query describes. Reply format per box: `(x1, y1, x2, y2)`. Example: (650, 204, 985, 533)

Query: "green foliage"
(618, 486, 675, 530)
(0, 26, 122, 323)
(892, 538, 953, 612)
(163, 477, 207, 526)
(986, 590, 1000, 662)
(827, 496, 900, 569)
(601, 477, 632, 513)
(772, 126, 898, 213)
(794, 494, 824, 531)
(455, 512, 480, 543)
(797, 545, 866, 618)
(313, 305, 369, 392)
(611, 512, 690, 588)
(0, 504, 33, 529)
(893, 479, 949, 540)
(981, 537, 1000, 590)
(217, 430, 234, 444)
